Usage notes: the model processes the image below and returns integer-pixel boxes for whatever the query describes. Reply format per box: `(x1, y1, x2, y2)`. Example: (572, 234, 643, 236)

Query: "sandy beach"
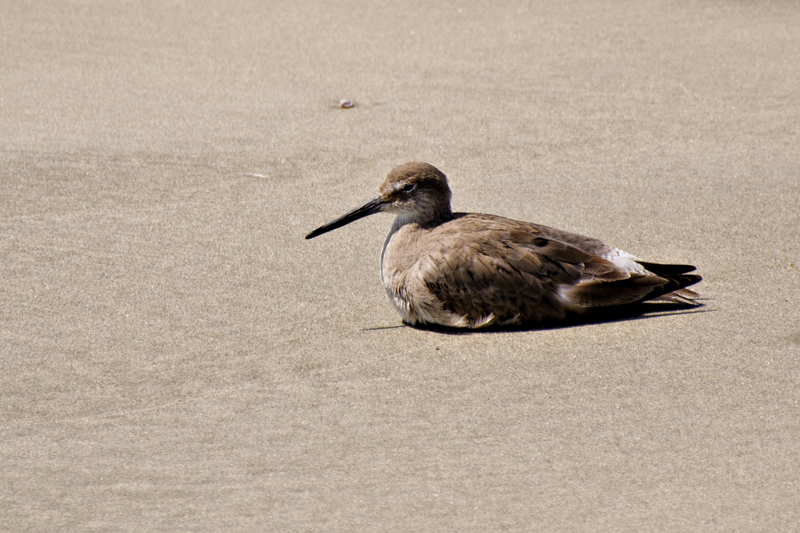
(2, 1, 799, 530)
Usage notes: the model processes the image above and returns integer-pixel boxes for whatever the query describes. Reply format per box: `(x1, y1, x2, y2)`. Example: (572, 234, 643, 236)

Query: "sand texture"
(2, 1, 799, 531)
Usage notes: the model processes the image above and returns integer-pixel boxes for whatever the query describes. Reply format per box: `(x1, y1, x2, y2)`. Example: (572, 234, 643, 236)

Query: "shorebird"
(306, 162, 701, 329)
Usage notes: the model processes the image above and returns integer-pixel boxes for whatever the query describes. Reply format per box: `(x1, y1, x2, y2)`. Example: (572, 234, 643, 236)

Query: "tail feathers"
(561, 273, 702, 309)
(637, 274, 702, 304)
(635, 261, 697, 276)
(650, 287, 701, 305)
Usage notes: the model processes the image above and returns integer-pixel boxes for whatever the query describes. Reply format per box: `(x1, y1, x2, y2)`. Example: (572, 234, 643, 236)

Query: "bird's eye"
(401, 183, 416, 193)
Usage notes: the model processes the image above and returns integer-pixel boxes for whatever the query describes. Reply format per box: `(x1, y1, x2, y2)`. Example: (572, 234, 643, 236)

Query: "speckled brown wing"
(415, 213, 659, 326)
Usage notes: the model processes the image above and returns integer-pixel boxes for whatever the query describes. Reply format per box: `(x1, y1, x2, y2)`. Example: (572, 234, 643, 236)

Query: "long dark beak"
(305, 197, 385, 239)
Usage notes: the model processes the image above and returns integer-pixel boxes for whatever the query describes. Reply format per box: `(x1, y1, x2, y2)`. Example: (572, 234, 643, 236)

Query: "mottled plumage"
(306, 162, 701, 328)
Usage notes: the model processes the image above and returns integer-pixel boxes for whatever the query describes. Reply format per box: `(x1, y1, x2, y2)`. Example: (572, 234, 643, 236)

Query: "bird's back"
(381, 213, 700, 328)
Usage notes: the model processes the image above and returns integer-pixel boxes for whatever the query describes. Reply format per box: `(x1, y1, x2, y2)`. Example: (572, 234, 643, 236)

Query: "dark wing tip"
(636, 261, 697, 275)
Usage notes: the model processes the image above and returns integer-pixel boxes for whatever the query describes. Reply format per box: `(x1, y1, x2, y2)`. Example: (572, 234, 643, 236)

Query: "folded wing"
(416, 214, 701, 327)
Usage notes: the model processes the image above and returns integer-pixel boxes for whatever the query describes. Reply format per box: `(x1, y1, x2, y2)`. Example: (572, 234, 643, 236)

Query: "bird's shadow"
(363, 301, 712, 335)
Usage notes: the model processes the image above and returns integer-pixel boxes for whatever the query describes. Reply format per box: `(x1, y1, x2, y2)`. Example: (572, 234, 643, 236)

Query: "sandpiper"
(306, 162, 701, 329)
